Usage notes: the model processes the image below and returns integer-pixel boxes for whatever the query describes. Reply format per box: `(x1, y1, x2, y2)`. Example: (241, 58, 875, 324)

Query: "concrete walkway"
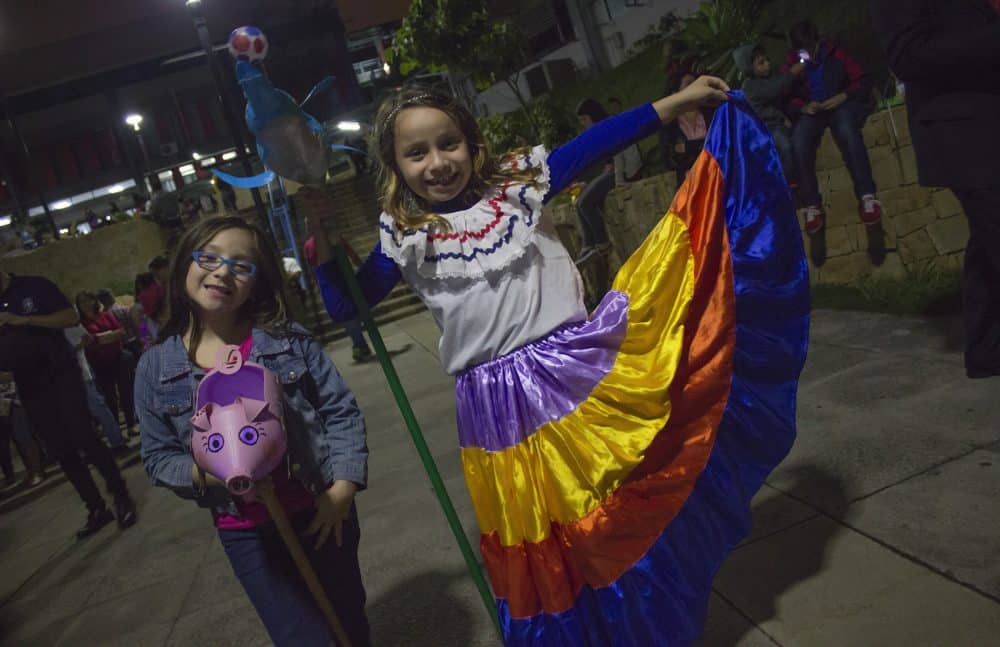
(0, 309, 997, 646)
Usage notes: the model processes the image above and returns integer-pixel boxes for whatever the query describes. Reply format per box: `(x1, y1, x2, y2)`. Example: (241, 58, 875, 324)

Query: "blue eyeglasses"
(191, 251, 257, 278)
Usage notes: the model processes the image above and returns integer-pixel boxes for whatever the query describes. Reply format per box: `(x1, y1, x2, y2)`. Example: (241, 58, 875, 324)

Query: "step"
(301, 288, 421, 328)
(301, 283, 421, 322)
(317, 302, 430, 345)
(371, 292, 423, 318)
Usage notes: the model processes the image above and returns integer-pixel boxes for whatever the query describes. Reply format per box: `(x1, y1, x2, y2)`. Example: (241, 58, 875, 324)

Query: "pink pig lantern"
(191, 345, 285, 497)
(190, 346, 353, 647)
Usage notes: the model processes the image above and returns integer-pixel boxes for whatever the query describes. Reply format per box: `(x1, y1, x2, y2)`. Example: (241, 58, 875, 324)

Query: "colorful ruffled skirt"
(455, 95, 810, 646)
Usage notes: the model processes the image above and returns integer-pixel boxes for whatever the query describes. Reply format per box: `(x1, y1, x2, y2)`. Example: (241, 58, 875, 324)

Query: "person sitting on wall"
(733, 43, 805, 187)
(607, 96, 645, 186)
(573, 98, 616, 266)
(783, 19, 882, 239)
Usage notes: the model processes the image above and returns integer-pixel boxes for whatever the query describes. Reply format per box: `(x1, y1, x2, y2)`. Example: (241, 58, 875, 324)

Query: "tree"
(672, 0, 776, 85)
(391, 0, 539, 137)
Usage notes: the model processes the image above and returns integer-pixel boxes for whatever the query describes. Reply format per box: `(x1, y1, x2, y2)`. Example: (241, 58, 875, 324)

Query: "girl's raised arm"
(545, 76, 729, 199)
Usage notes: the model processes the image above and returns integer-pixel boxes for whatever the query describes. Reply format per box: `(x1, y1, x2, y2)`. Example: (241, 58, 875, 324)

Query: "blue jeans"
(219, 506, 370, 647)
(576, 171, 614, 247)
(343, 319, 369, 351)
(792, 100, 876, 207)
(769, 124, 797, 185)
(85, 379, 124, 448)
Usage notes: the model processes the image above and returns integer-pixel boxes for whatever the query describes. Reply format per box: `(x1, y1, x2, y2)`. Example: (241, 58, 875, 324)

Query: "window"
(600, 0, 645, 20)
(157, 171, 177, 193)
(93, 179, 137, 198)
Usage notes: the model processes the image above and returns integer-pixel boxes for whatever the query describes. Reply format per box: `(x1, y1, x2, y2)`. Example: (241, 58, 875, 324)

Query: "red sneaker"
(803, 205, 825, 235)
(859, 194, 882, 226)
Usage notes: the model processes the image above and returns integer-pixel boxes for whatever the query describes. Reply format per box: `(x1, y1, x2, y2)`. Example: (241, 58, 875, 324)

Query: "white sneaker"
(804, 205, 825, 234)
(859, 194, 882, 225)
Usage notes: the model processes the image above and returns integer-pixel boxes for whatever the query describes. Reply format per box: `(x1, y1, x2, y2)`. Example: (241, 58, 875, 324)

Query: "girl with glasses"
(135, 217, 372, 646)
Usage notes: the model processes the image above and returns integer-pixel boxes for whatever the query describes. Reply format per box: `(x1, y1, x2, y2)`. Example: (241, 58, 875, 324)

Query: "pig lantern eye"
(239, 425, 260, 446)
(207, 433, 225, 453)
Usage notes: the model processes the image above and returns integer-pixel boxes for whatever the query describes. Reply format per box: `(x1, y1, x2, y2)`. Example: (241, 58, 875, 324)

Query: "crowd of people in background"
(566, 18, 885, 272)
(0, 251, 169, 508)
(0, 270, 138, 538)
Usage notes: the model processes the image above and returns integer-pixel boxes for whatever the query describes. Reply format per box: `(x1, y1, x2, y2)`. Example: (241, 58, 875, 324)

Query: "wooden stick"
(259, 487, 353, 647)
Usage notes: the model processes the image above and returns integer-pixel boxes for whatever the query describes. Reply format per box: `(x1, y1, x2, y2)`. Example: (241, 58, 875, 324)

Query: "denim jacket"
(136, 324, 367, 515)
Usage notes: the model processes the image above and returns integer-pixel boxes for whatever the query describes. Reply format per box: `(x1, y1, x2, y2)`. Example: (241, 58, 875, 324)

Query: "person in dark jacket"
(784, 20, 881, 235)
(870, 0, 1000, 378)
(0, 272, 137, 538)
(734, 44, 805, 184)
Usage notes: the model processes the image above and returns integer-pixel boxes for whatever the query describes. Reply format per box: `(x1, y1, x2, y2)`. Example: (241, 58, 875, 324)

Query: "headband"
(381, 93, 438, 130)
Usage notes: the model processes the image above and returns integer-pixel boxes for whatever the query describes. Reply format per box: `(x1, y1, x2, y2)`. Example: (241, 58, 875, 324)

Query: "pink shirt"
(678, 111, 707, 142)
(211, 335, 316, 530)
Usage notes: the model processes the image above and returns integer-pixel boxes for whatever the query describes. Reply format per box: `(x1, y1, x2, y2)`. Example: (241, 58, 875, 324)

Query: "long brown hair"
(74, 290, 101, 322)
(371, 86, 540, 232)
(155, 216, 290, 359)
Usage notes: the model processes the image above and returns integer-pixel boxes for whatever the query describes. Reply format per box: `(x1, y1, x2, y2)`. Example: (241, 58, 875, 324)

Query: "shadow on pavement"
(367, 568, 488, 646)
(710, 465, 848, 646)
(922, 312, 965, 355)
(366, 343, 413, 363)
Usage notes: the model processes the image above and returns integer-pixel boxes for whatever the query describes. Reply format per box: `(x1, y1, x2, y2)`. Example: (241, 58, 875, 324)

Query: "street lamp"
(125, 114, 143, 131)
(125, 114, 150, 189)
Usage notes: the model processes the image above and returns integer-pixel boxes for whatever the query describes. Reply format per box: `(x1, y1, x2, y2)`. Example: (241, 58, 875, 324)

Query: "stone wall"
(806, 104, 967, 284)
(0, 220, 167, 299)
(545, 104, 969, 289)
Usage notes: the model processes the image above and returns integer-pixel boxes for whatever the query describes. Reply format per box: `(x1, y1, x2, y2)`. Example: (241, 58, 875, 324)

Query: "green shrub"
(479, 110, 529, 155)
(812, 264, 962, 316)
(673, 0, 770, 85)
(479, 94, 577, 155)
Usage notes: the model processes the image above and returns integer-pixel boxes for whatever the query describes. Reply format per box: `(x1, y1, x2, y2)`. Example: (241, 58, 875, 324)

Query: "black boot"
(76, 506, 114, 540)
(114, 493, 137, 529)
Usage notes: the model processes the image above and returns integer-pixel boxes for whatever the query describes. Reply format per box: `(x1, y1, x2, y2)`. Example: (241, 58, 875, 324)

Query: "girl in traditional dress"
(304, 76, 810, 645)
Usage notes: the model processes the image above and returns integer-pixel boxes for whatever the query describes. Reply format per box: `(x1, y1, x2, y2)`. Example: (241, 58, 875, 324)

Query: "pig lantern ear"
(190, 403, 214, 432)
(215, 345, 244, 375)
(236, 397, 271, 422)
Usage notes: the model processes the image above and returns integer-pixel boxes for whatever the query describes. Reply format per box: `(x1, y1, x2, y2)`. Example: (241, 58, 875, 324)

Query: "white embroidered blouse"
(378, 146, 588, 375)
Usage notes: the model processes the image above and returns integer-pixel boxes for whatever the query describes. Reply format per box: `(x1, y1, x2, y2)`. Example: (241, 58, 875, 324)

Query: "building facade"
(0, 0, 397, 239)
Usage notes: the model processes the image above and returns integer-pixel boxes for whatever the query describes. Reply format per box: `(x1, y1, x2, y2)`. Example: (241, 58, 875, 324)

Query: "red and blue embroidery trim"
(380, 150, 541, 265)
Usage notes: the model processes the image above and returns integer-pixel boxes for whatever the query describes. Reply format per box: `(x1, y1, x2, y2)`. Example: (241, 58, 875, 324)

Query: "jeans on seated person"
(792, 99, 876, 207)
(770, 124, 798, 185)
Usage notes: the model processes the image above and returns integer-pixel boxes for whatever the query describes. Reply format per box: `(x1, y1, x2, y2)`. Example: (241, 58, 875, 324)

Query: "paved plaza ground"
(0, 309, 998, 646)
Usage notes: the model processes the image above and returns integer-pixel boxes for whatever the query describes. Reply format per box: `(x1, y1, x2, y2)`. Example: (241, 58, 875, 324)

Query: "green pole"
(329, 243, 501, 636)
